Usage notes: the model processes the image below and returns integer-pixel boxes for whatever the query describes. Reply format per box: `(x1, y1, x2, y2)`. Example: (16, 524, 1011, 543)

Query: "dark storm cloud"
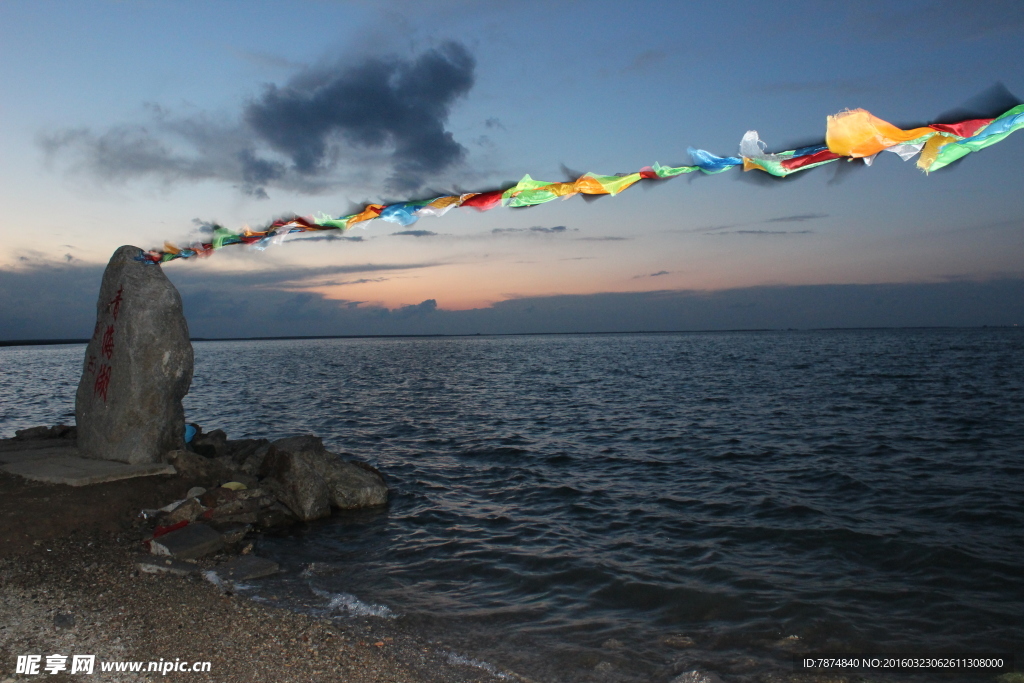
(244, 41, 475, 193)
(38, 42, 476, 197)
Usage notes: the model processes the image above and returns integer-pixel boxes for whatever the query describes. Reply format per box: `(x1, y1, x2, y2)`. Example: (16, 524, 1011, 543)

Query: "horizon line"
(1, 325, 1019, 348)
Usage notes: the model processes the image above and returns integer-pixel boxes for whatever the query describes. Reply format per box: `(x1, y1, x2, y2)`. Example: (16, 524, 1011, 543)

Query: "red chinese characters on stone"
(94, 364, 112, 402)
(101, 325, 115, 360)
(109, 286, 124, 321)
(91, 285, 122, 402)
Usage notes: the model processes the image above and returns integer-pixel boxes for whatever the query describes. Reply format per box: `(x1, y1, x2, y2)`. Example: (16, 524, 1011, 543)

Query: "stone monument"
(75, 246, 193, 464)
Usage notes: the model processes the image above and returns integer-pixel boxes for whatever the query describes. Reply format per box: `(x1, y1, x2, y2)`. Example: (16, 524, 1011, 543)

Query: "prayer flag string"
(140, 104, 1024, 264)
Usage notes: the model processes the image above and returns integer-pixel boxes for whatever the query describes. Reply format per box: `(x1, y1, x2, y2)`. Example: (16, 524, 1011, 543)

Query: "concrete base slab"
(215, 555, 279, 581)
(150, 523, 223, 559)
(0, 445, 175, 486)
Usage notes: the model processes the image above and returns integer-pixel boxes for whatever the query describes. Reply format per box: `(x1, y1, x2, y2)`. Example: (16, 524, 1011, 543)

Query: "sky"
(1, 0, 1023, 340)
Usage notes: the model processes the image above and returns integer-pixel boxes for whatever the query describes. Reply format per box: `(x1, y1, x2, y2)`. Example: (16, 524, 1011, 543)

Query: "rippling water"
(3, 330, 1022, 682)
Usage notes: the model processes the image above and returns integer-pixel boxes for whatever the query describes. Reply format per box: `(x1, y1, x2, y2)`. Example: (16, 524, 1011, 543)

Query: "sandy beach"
(0, 470, 515, 683)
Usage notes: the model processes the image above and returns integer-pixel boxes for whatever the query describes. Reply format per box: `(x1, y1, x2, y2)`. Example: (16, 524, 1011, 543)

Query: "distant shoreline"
(1, 325, 1019, 349)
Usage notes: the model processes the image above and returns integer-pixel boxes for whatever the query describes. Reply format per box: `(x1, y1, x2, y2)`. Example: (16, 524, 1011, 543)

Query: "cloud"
(669, 224, 738, 234)
(391, 230, 437, 237)
(764, 213, 828, 223)
(633, 270, 670, 279)
(680, 214, 827, 234)
(715, 230, 813, 235)
(290, 233, 365, 243)
(391, 299, 437, 319)
(3, 258, 1024, 340)
(306, 277, 390, 287)
(244, 41, 475, 193)
(484, 117, 505, 130)
(576, 236, 631, 241)
(492, 225, 575, 235)
(39, 42, 477, 197)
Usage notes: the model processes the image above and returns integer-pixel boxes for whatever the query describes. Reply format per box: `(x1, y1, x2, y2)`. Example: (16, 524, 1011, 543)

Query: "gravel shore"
(0, 471, 518, 683)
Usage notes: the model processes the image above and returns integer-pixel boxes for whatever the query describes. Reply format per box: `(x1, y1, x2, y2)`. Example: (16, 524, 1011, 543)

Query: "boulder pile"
(162, 430, 388, 524)
(138, 429, 389, 587)
(13, 424, 77, 441)
(6, 423, 388, 586)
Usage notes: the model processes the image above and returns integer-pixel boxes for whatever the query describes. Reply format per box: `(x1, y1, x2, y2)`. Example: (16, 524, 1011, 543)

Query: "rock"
(136, 555, 198, 577)
(671, 672, 725, 683)
(213, 455, 237, 474)
(166, 450, 233, 485)
(235, 487, 275, 506)
(317, 457, 388, 510)
(75, 246, 193, 464)
(203, 498, 258, 520)
(259, 440, 332, 522)
(209, 511, 259, 526)
(161, 497, 206, 525)
(194, 486, 261, 525)
(224, 438, 270, 466)
(215, 523, 252, 546)
(185, 486, 207, 499)
(260, 436, 388, 517)
(192, 429, 227, 458)
(256, 502, 298, 530)
(149, 523, 223, 559)
(216, 555, 279, 581)
(14, 426, 51, 440)
(199, 486, 241, 508)
(240, 443, 272, 476)
(50, 424, 76, 439)
(53, 612, 75, 629)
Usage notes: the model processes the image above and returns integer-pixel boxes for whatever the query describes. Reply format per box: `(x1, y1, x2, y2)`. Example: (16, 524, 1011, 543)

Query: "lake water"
(3, 329, 1022, 682)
